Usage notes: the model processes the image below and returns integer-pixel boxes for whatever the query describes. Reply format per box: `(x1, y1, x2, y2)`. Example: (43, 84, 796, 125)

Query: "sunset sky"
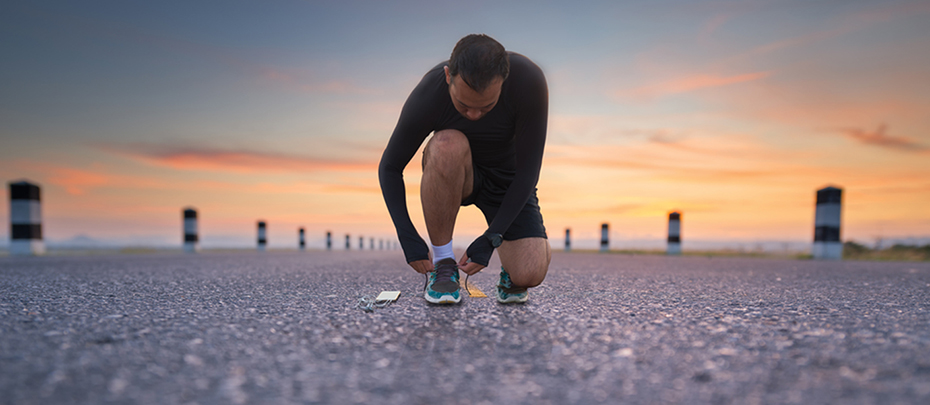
(2, 0, 928, 250)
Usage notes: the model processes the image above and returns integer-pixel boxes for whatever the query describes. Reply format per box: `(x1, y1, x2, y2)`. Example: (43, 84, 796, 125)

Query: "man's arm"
(378, 74, 438, 266)
(462, 59, 549, 272)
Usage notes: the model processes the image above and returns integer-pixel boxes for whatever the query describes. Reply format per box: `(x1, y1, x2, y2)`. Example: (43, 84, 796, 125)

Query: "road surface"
(2, 251, 929, 404)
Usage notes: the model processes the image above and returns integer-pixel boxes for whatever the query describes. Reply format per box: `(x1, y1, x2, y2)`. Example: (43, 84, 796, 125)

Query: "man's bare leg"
(421, 129, 474, 246)
(497, 237, 551, 287)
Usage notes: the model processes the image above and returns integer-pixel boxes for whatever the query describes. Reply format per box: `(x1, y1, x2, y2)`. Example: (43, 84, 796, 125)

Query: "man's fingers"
(457, 252, 485, 275)
(461, 262, 485, 275)
(409, 259, 432, 274)
(458, 252, 469, 267)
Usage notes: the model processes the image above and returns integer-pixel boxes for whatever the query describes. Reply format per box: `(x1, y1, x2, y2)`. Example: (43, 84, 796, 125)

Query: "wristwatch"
(484, 231, 503, 248)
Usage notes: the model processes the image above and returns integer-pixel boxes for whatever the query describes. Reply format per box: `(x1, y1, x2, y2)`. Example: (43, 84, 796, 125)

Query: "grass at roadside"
(841, 241, 930, 262)
(566, 242, 930, 262)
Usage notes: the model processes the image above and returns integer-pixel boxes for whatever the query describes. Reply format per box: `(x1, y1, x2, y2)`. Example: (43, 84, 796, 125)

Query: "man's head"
(444, 34, 509, 121)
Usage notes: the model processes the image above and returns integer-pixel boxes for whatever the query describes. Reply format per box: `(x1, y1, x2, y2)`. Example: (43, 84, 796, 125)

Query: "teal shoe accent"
(424, 258, 461, 304)
(497, 267, 528, 304)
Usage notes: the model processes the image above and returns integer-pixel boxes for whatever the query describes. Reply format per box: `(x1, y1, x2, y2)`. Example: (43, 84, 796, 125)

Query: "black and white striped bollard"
(299, 227, 305, 251)
(565, 228, 571, 252)
(370, 237, 375, 250)
(600, 223, 609, 253)
(9, 181, 44, 256)
(257, 221, 267, 251)
(326, 231, 332, 251)
(667, 212, 681, 255)
(813, 186, 842, 260)
(345, 234, 350, 250)
(183, 207, 199, 253)
(359, 236, 364, 250)
(379, 239, 384, 250)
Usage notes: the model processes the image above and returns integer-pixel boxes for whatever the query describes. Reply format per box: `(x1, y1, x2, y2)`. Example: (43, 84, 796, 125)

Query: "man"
(379, 34, 550, 304)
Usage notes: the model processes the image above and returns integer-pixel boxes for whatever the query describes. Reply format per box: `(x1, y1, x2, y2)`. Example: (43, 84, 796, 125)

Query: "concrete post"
(667, 212, 681, 255)
(359, 236, 363, 250)
(183, 207, 199, 253)
(370, 237, 375, 250)
(345, 234, 350, 250)
(326, 231, 332, 251)
(9, 181, 44, 256)
(299, 227, 305, 251)
(257, 221, 267, 251)
(600, 223, 609, 253)
(813, 186, 842, 260)
(565, 228, 571, 252)
(379, 239, 384, 250)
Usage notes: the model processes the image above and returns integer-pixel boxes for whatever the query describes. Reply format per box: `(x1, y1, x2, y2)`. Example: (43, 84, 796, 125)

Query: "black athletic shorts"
(461, 164, 548, 241)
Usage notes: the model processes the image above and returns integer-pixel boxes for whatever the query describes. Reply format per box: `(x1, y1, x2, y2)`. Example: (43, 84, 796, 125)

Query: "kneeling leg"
(497, 237, 551, 288)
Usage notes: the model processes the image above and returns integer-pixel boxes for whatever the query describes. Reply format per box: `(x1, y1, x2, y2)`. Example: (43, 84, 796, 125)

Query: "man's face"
(444, 66, 503, 121)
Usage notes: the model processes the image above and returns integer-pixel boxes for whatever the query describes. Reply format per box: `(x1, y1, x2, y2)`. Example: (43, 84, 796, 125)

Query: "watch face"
(488, 233, 503, 247)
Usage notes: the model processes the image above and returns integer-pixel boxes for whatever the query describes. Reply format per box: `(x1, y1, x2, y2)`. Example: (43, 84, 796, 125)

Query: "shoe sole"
(496, 294, 528, 304)
(424, 291, 461, 304)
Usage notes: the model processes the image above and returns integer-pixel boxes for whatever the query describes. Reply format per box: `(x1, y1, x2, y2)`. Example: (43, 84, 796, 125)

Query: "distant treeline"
(844, 241, 930, 261)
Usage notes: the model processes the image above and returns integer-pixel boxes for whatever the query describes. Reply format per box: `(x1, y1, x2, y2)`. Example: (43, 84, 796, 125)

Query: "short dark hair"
(448, 34, 510, 93)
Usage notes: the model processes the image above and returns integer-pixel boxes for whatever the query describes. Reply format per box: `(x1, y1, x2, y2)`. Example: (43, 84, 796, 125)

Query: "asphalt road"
(1, 250, 929, 404)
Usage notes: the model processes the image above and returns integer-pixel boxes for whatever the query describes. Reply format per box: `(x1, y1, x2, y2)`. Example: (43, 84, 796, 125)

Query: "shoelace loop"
(422, 269, 472, 297)
(434, 262, 457, 283)
(355, 296, 395, 312)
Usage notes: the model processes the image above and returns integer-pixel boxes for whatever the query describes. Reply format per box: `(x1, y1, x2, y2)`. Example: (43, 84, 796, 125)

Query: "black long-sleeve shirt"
(378, 52, 548, 264)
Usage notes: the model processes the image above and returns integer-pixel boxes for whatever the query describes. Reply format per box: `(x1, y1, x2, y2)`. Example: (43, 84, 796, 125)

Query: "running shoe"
(497, 268, 528, 304)
(424, 258, 461, 304)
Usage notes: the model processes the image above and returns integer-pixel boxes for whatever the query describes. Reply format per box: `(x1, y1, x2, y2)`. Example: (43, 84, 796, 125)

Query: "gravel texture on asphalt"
(1, 251, 929, 404)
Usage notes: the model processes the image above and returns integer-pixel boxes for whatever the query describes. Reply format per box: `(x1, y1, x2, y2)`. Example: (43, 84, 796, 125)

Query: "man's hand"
(458, 252, 486, 275)
(408, 259, 433, 274)
(463, 234, 494, 269)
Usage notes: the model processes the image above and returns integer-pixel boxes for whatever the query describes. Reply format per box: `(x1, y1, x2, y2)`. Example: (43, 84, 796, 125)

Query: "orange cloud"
(11, 162, 172, 195)
(836, 124, 929, 153)
(542, 133, 930, 200)
(540, 131, 921, 226)
(537, 132, 930, 241)
(544, 134, 816, 183)
(46, 167, 111, 195)
(100, 143, 377, 174)
(622, 71, 771, 100)
(546, 153, 811, 184)
(186, 180, 380, 195)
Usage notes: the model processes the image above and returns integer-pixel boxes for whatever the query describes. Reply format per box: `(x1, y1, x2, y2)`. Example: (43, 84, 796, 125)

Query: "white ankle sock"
(432, 241, 454, 264)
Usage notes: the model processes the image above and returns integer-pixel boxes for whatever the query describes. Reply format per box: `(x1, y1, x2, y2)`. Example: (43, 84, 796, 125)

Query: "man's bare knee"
(424, 129, 469, 166)
(500, 238, 550, 288)
(509, 267, 547, 288)
(433, 129, 468, 142)
(421, 129, 474, 205)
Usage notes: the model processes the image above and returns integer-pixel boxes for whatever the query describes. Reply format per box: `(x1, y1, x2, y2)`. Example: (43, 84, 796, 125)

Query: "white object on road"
(375, 291, 401, 301)
(356, 291, 401, 312)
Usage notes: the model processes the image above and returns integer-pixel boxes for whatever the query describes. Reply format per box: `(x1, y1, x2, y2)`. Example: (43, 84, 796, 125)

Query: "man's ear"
(444, 66, 452, 85)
